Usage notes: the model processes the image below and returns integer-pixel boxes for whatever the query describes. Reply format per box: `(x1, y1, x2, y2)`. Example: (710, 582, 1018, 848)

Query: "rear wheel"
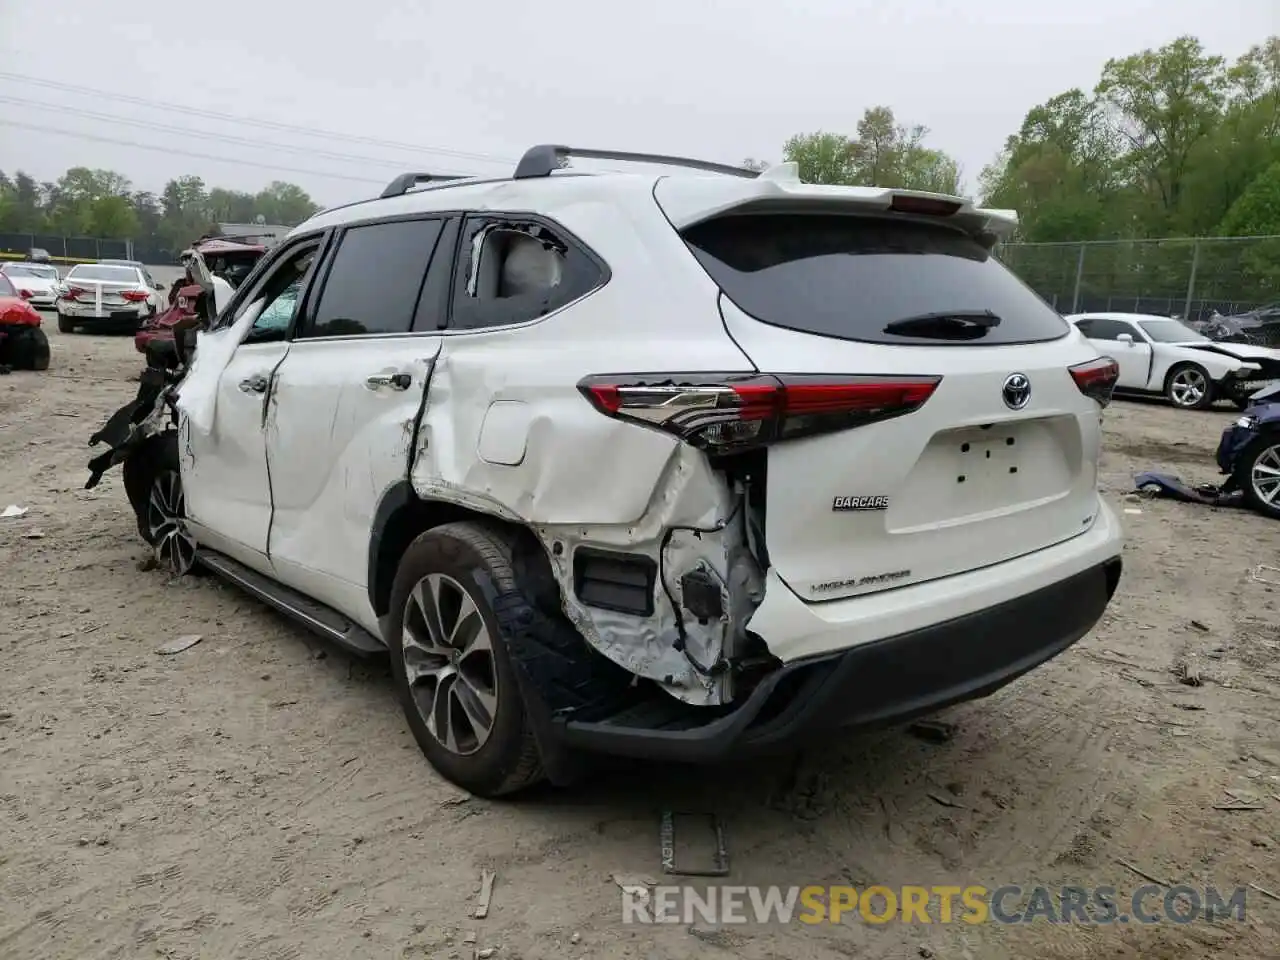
(5, 328, 49, 370)
(1236, 436, 1280, 520)
(386, 522, 544, 797)
(122, 432, 197, 575)
(1165, 363, 1214, 410)
(57, 313, 74, 334)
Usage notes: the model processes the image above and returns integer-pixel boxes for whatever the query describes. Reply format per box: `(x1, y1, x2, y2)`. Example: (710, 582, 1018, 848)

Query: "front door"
(180, 239, 326, 570)
(1080, 317, 1151, 390)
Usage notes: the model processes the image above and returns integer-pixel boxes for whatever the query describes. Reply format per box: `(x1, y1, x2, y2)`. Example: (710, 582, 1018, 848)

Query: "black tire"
(1164, 363, 1215, 410)
(56, 313, 74, 334)
(386, 522, 545, 797)
(122, 432, 180, 545)
(5, 327, 50, 370)
(1234, 434, 1280, 520)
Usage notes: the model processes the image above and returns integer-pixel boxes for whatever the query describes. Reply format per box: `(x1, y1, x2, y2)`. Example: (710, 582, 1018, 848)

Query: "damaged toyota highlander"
(84, 147, 1125, 797)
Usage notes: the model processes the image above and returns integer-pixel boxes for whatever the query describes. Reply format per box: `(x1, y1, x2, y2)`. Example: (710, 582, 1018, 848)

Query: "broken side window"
(450, 215, 607, 331)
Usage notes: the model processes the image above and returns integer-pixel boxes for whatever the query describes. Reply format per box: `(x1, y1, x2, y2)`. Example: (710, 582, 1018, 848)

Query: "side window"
(1085, 318, 1126, 340)
(451, 216, 605, 331)
(222, 241, 322, 344)
(301, 218, 445, 339)
(1074, 319, 1094, 337)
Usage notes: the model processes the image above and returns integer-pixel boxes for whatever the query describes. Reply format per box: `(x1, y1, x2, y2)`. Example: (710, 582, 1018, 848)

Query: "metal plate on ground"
(659, 810, 729, 877)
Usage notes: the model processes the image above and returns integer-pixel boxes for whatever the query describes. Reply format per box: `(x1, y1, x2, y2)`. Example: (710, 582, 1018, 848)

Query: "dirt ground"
(2, 322, 1279, 960)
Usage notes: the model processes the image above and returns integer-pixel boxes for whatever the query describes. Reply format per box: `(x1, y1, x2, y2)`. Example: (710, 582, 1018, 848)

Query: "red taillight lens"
(64, 286, 85, 301)
(1070, 356, 1119, 407)
(122, 290, 150, 302)
(578, 373, 941, 452)
(888, 194, 963, 217)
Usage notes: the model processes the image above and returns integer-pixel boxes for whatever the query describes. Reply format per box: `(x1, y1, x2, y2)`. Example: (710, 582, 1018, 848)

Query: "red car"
(134, 237, 266, 366)
(0, 272, 50, 371)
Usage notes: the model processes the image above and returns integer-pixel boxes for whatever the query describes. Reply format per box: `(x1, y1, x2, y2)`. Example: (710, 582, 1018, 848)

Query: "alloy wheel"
(1250, 444, 1280, 508)
(401, 573, 499, 756)
(1170, 368, 1207, 407)
(146, 470, 196, 575)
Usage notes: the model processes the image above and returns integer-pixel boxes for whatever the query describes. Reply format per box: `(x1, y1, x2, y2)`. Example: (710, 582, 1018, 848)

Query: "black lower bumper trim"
(557, 557, 1122, 762)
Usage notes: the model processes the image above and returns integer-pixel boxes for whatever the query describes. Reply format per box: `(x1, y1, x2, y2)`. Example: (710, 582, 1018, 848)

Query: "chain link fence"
(996, 236, 1280, 321)
(0, 232, 138, 264)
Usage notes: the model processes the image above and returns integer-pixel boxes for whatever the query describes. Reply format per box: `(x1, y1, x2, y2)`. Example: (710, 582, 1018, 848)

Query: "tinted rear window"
(682, 214, 1068, 346)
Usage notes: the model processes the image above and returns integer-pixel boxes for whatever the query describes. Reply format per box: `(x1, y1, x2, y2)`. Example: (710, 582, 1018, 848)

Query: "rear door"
(263, 215, 456, 628)
(668, 205, 1107, 603)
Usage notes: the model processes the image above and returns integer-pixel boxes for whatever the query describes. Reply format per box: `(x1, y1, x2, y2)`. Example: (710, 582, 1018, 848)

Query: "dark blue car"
(1216, 382, 1280, 518)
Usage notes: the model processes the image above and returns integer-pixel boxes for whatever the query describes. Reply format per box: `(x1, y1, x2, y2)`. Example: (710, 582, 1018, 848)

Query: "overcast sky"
(0, 0, 1274, 206)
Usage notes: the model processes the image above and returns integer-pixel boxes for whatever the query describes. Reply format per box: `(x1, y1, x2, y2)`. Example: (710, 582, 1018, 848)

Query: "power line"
(0, 118, 390, 185)
(0, 93, 466, 173)
(0, 71, 518, 167)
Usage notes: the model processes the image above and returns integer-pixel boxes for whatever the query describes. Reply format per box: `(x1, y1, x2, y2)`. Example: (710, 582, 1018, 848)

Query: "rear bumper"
(557, 555, 1122, 762)
(58, 302, 151, 325)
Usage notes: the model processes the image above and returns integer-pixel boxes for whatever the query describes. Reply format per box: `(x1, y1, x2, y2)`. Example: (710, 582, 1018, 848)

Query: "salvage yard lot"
(2, 326, 1280, 960)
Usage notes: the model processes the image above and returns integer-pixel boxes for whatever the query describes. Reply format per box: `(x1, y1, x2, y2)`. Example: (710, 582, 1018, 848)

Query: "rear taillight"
(578, 373, 941, 453)
(63, 286, 85, 301)
(122, 290, 150, 302)
(889, 194, 963, 217)
(1069, 356, 1119, 407)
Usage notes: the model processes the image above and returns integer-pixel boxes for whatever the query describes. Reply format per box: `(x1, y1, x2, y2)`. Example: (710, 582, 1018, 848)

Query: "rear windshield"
(67, 265, 138, 283)
(4, 264, 58, 279)
(682, 214, 1068, 346)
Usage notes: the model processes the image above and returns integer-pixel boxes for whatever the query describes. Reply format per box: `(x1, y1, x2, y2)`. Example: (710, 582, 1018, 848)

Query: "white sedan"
(1066, 312, 1280, 410)
(0, 261, 61, 309)
(54, 262, 163, 334)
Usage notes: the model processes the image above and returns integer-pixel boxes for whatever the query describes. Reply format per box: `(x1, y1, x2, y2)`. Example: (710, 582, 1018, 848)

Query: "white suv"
(88, 146, 1125, 797)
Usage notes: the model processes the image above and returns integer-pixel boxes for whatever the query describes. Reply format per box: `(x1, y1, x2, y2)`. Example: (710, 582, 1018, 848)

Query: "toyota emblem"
(1002, 373, 1031, 410)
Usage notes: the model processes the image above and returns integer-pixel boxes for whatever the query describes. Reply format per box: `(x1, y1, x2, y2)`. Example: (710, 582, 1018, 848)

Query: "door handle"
(366, 372, 412, 391)
(239, 374, 269, 394)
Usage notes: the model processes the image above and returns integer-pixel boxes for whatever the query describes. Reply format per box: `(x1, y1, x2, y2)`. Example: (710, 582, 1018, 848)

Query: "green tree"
(783, 108, 961, 192)
(88, 195, 139, 239)
(978, 90, 1119, 241)
(1095, 36, 1228, 227)
(254, 181, 320, 226)
(1218, 160, 1280, 236)
(782, 131, 857, 185)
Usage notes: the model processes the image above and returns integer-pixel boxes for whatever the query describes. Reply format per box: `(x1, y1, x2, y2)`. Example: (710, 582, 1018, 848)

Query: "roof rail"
(379, 172, 472, 199)
(514, 144, 759, 180)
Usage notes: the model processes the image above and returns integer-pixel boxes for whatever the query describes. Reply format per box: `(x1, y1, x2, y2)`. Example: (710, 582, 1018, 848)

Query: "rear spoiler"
(654, 169, 1020, 241)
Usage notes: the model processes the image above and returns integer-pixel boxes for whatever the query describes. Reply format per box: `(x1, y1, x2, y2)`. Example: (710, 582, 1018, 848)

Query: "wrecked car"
(0, 271, 50, 371)
(1135, 382, 1280, 520)
(1214, 382, 1280, 519)
(86, 147, 1124, 798)
(1068, 311, 1280, 410)
(135, 238, 266, 366)
(1194, 303, 1280, 348)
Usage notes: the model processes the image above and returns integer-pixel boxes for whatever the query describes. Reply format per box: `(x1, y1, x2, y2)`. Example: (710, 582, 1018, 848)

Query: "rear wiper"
(883, 310, 1002, 341)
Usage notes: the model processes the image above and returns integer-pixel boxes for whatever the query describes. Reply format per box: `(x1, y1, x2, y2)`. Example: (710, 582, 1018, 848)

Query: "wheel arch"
(367, 481, 558, 619)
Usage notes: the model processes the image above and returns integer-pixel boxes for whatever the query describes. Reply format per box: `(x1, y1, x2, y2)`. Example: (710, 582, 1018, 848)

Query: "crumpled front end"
(85, 366, 179, 490)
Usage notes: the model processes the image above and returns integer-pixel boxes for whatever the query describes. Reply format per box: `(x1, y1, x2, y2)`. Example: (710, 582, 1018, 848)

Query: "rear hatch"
(655, 177, 1106, 603)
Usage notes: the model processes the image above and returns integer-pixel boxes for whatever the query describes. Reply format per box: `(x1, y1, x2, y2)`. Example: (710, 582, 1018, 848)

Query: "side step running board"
(198, 550, 386, 657)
